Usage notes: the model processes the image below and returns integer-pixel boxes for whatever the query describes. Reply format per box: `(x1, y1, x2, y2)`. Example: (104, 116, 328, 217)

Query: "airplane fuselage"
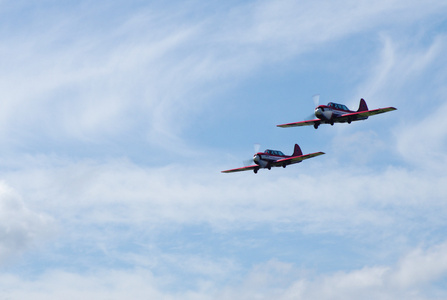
(315, 102, 365, 122)
(312, 102, 368, 128)
(253, 149, 290, 170)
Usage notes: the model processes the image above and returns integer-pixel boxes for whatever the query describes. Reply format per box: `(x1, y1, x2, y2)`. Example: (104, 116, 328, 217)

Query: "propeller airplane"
(277, 96, 396, 129)
(221, 143, 325, 174)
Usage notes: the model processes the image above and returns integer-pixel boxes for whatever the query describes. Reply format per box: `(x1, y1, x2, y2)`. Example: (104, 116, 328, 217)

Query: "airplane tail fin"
(358, 98, 369, 112)
(293, 144, 303, 156)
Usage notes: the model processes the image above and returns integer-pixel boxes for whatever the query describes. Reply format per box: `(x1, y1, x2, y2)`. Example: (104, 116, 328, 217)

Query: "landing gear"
(314, 123, 320, 129)
(330, 120, 334, 126)
(254, 167, 259, 174)
(282, 164, 286, 168)
(347, 119, 352, 124)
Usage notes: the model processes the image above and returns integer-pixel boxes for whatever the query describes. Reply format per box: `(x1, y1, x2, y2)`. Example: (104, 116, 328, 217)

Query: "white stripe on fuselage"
(260, 155, 286, 161)
(318, 108, 352, 120)
(329, 108, 352, 116)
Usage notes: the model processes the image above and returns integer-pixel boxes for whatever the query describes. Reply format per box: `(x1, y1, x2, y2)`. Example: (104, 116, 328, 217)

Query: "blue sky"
(1, 0, 447, 299)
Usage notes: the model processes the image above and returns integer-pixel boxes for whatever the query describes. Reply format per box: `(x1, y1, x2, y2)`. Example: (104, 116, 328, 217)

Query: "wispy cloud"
(2, 0, 447, 298)
(3, 156, 446, 241)
(0, 182, 53, 265)
(1, 0, 446, 154)
(2, 242, 447, 299)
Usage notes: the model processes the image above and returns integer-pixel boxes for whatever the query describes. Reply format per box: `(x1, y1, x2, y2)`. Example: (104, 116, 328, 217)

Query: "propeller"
(243, 143, 261, 166)
(312, 94, 320, 107)
(243, 159, 253, 167)
(305, 94, 320, 120)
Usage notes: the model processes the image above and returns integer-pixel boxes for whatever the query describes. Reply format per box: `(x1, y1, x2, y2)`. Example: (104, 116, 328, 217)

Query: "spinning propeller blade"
(243, 143, 261, 166)
(312, 94, 320, 107)
(243, 159, 253, 167)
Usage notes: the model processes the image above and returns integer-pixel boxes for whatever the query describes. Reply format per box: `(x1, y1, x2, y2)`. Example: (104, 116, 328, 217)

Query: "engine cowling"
(315, 107, 333, 121)
(253, 154, 268, 168)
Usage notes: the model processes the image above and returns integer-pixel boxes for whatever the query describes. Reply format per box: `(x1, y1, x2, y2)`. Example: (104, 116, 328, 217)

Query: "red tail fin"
(358, 98, 368, 112)
(293, 144, 303, 156)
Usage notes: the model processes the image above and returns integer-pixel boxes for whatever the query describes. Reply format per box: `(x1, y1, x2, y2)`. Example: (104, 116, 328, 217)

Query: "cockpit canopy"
(328, 102, 349, 111)
(265, 149, 285, 156)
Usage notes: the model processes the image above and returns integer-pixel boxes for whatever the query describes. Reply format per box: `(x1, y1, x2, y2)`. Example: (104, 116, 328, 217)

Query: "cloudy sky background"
(1, 0, 447, 299)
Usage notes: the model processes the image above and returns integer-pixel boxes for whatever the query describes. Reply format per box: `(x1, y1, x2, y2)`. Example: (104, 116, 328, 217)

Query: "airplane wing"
(336, 107, 397, 122)
(271, 151, 325, 167)
(221, 165, 258, 173)
(276, 118, 321, 128)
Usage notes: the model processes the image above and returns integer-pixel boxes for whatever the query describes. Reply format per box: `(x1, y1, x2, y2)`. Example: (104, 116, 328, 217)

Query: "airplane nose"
(315, 108, 322, 118)
(253, 154, 260, 164)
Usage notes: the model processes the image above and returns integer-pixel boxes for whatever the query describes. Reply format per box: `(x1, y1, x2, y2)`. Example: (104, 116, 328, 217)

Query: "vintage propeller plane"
(221, 143, 325, 174)
(277, 96, 397, 129)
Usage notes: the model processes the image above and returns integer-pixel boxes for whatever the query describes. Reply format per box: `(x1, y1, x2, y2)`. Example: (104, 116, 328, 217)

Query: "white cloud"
(391, 242, 447, 289)
(290, 242, 447, 299)
(1, 242, 447, 299)
(2, 154, 446, 239)
(0, 181, 54, 264)
(213, 242, 447, 299)
(395, 100, 447, 171)
(356, 34, 447, 102)
(0, 269, 166, 300)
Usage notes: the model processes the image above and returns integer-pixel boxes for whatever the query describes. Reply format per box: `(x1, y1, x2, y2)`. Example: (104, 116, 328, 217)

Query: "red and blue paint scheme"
(221, 144, 325, 174)
(277, 98, 396, 129)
